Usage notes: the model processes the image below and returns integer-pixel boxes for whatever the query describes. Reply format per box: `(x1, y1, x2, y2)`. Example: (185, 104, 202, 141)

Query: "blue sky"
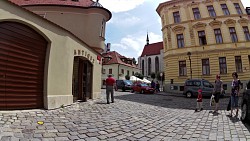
(100, 0, 250, 59)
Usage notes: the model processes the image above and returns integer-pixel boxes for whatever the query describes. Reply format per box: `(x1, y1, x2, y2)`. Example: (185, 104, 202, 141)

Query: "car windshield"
(124, 80, 132, 85)
(140, 83, 148, 87)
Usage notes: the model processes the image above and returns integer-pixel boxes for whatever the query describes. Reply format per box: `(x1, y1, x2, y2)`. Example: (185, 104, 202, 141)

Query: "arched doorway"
(72, 57, 93, 102)
(0, 21, 47, 109)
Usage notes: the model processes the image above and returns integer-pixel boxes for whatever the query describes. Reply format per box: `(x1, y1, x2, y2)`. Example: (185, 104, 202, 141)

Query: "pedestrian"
(213, 74, 223, 114)
(151, 80, 156, 89)
(105, 74, 116, 104)
(195, 89, 203, 112)
(155, 81, 160, 93)
(230, 72, 241, 117)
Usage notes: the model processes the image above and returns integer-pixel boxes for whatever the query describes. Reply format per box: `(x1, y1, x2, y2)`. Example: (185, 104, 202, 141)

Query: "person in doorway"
(195, 89, 203, 112)
(230, 72, 241, 117)
(105, 74, 116, 104)
(213, 74, 223, 114)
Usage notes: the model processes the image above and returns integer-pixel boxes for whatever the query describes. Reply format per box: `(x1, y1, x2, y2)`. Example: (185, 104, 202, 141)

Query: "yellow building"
(157, 0, 250, 93)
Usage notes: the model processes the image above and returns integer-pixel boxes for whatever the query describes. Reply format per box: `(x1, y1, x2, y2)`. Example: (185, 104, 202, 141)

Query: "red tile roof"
(9, 0, 93, 7)
(141, 42, 163, 57)
(102, 51, 138, 68)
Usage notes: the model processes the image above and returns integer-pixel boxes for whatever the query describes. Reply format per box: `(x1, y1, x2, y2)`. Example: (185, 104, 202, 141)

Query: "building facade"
(0, 0, 111, 109)
(138, 35, 164, 78)
(157, 0, 250, 93)
(102, 51, 140, 88)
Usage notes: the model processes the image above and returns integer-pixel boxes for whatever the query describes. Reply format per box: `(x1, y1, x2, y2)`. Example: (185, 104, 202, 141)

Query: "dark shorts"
(213, 92, 220, 103)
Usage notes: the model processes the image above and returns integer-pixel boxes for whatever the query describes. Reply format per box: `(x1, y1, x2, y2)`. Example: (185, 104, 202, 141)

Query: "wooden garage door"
(0, 22, 47, 110)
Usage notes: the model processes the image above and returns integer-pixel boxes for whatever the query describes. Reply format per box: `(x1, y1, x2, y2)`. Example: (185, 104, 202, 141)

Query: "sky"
(100, 0, 250, 59)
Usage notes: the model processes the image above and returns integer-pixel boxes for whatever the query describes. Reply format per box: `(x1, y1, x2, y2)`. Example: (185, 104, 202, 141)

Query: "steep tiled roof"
(9, 0, 93, 7)
(141, 42, 163, 57)
(102, 51, 137, 68)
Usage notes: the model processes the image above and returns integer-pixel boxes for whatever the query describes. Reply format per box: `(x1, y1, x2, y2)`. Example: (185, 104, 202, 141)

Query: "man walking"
(105, 74, 116, 104)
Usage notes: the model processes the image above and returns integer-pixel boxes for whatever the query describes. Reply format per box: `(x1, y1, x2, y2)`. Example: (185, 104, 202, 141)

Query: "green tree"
(125, 75, 130, 80)
(132, 58, 137, 64)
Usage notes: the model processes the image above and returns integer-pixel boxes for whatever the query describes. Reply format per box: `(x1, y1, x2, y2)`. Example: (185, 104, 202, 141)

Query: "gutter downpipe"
(118, 64, 120, 80)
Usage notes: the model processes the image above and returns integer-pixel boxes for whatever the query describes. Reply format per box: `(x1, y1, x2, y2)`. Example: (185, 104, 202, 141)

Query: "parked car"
(116, 80, 133, 91)
(131, 83, 155, 94)
(241, 80, 250, 122)
(183, 79, 225, 98)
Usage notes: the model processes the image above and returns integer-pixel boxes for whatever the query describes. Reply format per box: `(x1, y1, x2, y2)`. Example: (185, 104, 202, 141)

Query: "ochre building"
(157, 0, 250, 93)
(0, 0, 111, 109)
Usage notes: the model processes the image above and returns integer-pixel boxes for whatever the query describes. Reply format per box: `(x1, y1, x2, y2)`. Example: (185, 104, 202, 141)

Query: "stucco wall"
(0, 1, 102, 109)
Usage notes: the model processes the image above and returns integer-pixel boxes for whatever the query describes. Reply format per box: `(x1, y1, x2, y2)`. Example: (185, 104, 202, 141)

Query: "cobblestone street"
(1, 90, 250, 141)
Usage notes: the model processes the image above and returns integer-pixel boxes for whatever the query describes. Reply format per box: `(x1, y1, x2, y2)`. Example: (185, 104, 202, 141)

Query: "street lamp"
(187, 52, 192, 79)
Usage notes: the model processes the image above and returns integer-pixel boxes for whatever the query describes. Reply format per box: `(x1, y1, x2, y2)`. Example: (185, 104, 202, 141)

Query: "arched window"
(142, 60, 144, 75)
(148, 58, 151, 75)
(155, 56, 159, 73)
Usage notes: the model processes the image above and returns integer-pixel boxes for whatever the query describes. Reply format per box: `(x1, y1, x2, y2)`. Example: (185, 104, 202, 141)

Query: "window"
(109, 69, 112, 74)
(221, 4, 230, 15)
(198, 31, 207, 45)
(235, 56, 243, 73)
(121, 69, 124, 74)
(148, 58, 151, 75)
(177, 34, 185, 48)
(127, 70, 130, 75)
(100, 19, 106, 37)
(173, 11, 181, 23)
(207, 5, 216, 17)
(202, 59, 210, 75)
(179, 61, 187, 76)
(219, 57, 227, 74)
(193, 8, 201, 19)
(155, 56, 159, 73)
(229, 27, 238, 42)
(214, 29, 223, 43)
(132, 71, 134, 75)
(243, 26, 250, 41)
(234, 3, 242, 14)
(142, 60, 144, 75)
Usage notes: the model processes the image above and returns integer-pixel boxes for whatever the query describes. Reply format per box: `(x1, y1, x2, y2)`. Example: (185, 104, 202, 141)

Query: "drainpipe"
(118, 64, 120, 80)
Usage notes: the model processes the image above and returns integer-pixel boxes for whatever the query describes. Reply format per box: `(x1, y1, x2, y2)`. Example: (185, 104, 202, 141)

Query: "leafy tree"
(132, 58, 137, 64)
(150, 72, 156, 80)
(125, 75, 130, 80)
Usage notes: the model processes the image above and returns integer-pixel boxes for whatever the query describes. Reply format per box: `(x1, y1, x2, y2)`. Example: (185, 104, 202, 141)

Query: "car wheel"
(241, 102, 248, 122)
(141, 90, 145, 94)
(122, 87, 125, 92)
(186, 92, 192, 98)
(131, 89, 134, 93)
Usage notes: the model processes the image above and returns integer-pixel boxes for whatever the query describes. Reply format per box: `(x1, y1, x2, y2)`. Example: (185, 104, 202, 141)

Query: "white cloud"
(108, 14, 141, 27)
(100, 0, 145, 13)
(111, 32, 162, 58)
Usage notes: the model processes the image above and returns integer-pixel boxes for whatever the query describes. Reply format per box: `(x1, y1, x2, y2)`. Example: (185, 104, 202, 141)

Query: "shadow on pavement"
(114, 92, 230, 110)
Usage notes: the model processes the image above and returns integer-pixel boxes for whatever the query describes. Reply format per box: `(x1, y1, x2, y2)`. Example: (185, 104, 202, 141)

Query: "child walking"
(195, 89, 203, 112)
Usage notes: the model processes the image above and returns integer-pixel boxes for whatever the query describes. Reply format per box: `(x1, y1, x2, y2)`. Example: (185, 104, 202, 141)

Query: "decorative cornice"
(172, 25, 185, 33)
(224, 19, 236, 26)
(238, 18, 250, 26)
(192, 22, 207, 30)
(209, 20, 222, 29)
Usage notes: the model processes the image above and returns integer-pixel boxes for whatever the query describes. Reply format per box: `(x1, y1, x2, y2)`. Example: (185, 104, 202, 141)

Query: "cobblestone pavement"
(1, 90, 250, 141)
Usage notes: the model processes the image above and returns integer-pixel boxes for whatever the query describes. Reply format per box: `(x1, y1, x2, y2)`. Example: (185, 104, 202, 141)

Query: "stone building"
(0, 0, 111, 109)
(157, 0, 250, 94)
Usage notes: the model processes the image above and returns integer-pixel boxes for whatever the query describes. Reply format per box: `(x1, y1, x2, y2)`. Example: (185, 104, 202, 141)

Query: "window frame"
(219, 57, 227, 74)
(173, 11, 181, 23)
(234, 3, 243, 14)
(214, 28, 223, 44)
(198, 30, 207, 45)
(192, 8, 201, 20)
(221, 4, 230, 15)
(202, 58, 210, 75)
(243, 26, 250, 41)
(177, 34, 185, 48)
(109, 69, 112, 74)
(207, 5, 216, 17)
(235, 56, 243, 73)
(229, 27, 238, 43)
(179, 60, 187, 76)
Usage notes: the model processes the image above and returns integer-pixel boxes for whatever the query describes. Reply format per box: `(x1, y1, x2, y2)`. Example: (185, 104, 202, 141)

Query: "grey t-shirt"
(214, 80, 223, 92)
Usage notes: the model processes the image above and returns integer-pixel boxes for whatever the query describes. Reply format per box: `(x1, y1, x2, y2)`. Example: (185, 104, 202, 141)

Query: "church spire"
(146, 32, 149, 45)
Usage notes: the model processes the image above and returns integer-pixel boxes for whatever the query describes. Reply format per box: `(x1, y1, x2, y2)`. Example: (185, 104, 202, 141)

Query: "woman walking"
(213, 74, 223, 113)
(230, 72, 241, 117)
